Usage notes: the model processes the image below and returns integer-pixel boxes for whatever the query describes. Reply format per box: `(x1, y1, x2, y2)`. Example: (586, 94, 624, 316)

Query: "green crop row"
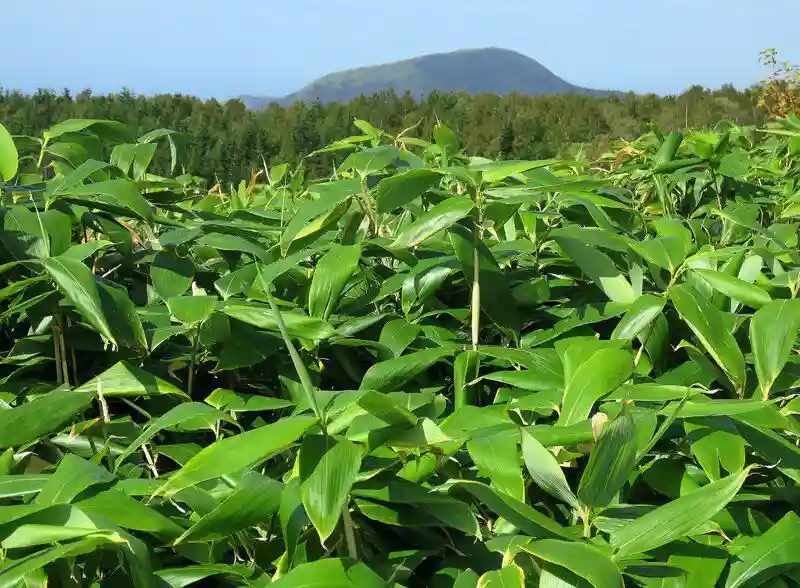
(0, 113, 798, 587)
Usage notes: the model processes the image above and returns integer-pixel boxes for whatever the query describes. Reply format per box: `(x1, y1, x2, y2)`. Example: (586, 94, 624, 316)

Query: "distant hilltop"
(240, 47, 617, 109)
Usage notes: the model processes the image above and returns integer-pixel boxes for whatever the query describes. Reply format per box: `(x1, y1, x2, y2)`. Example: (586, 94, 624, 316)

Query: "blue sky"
(2, 0, 799, 98)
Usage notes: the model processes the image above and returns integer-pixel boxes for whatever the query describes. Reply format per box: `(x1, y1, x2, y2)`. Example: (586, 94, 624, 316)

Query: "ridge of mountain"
(240, 47, 616, 108)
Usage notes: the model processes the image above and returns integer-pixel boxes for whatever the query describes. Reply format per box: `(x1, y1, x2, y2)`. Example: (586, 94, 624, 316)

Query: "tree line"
(0, 85, 764, 182)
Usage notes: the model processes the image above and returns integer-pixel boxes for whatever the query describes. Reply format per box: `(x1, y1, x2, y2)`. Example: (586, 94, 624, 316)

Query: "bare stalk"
(97, 380, 113, 470)
(57, 314, 69, 387)
(187, 328, 200, 396)
(470, 208, 484, 351)
(266, 289, 324, 429)
(52, 322, 63, 385)
(67, 317, 78, 384)
(141, 444, 159, 478)
(471, 227, 480, 351)
(358, 180, 379, 237)
(342, 506, 358, 560)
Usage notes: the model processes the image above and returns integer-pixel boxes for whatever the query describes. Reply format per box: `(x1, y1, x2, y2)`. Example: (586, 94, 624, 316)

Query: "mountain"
(240, 48, 614, 109)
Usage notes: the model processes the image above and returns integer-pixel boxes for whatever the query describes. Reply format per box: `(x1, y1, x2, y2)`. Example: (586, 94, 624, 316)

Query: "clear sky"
(2, 0, 799, 99)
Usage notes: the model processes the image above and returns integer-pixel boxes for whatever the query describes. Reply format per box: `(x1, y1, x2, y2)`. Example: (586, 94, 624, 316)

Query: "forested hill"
(1, 84, 761, 182)
(240, 48, 613, 108)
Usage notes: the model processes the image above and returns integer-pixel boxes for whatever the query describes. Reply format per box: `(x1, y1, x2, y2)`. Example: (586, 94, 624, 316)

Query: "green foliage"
(0, 113, 798, 587)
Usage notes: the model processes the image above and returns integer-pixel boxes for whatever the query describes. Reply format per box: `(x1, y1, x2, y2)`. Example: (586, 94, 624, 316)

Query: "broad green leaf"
(0, 388, 94, 449)
(280, 179, 360, 254)
(661, 400, 772, 418)
(477, 564, 525, 587)
(611, 468, 750, 556)
(151, 251, 194, 300)
(434, 124, 462, 161)
(449, 480, 572, 539)
(659, 543, 728, 588)
(550, 226, 630, 253)
(670, 284, 746, 393)
(0, 205, 50, 260)
(214, 262, 258, 299)
(308, 244, 361, 319)
(540, 565, 592, 588)
(223, 301, 336, 340)
(337, 145, 400, 175)
(0, 537, 109, 588)
(725, 511, 800, 588)
(749, 299, 800, 398)
(356, 390, 417, 426)
(2, 524, 108, 550)
(0, 506, 151, 587)
(77, 489, 184, 538)
(47, 159, 111, 195)
(578, 410, 637, 507)
(74, 361, 185, 397)
(115, 402, 231, 469)
(257, 246, 326, 286)
(197, 232, 270, 261)
(468, 431, 524, 501)
(279, 476, 308, 570)
(40, 209, 71, 256)
(131, 142, 157, 179)
(608, 383, 706, 402)
(732, 253, 763, 312)
(521, 540, 623, 588)
(47, 138, 100, 167)
(556, 236, 635, 303)
(0, 122, 18, 181)
(98, 280, 148, 350)
(35, 454, 114, 505)
(154, 415, 317, 499)
(156, 564, 254, 588)
(167, 295, 217, 326)
(630, 236, 690, 274)
(352, 475, 478, 535)
(476, 159, 556, 183)
(63, 179, 154, 221)
(521, 428, 579, 509)
(205, 388, 293, 412)
(377, 168, 440, 213)
(611, 294, 666, 341)
(42, 256, 115, 344)
(270, 558, 390, 588)
(379, 319, 421, 357)
(110, 142, 138, 175)
(392, 196, 475, 250)
(360, 347, 452, 392)
(479, 346, 563, 375)
(732, 421, 800, 484)
(44, 119, 134, 143)
(559, 344, 633, 426)
(175, 472, 283, 544)
(299, 435, 362, 544)
(384, 417, 452, 448)
(432, 568, 480, 588)
(717, 153, 748, 178)
(525, 421, 594, 448)
(692, 268, 771, 309)
(0, 475, 48, 499)
(685, 417, 745, 480)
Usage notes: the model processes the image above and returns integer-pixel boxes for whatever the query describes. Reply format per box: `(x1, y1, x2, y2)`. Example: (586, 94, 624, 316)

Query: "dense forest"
(0, 84, 764, 182)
